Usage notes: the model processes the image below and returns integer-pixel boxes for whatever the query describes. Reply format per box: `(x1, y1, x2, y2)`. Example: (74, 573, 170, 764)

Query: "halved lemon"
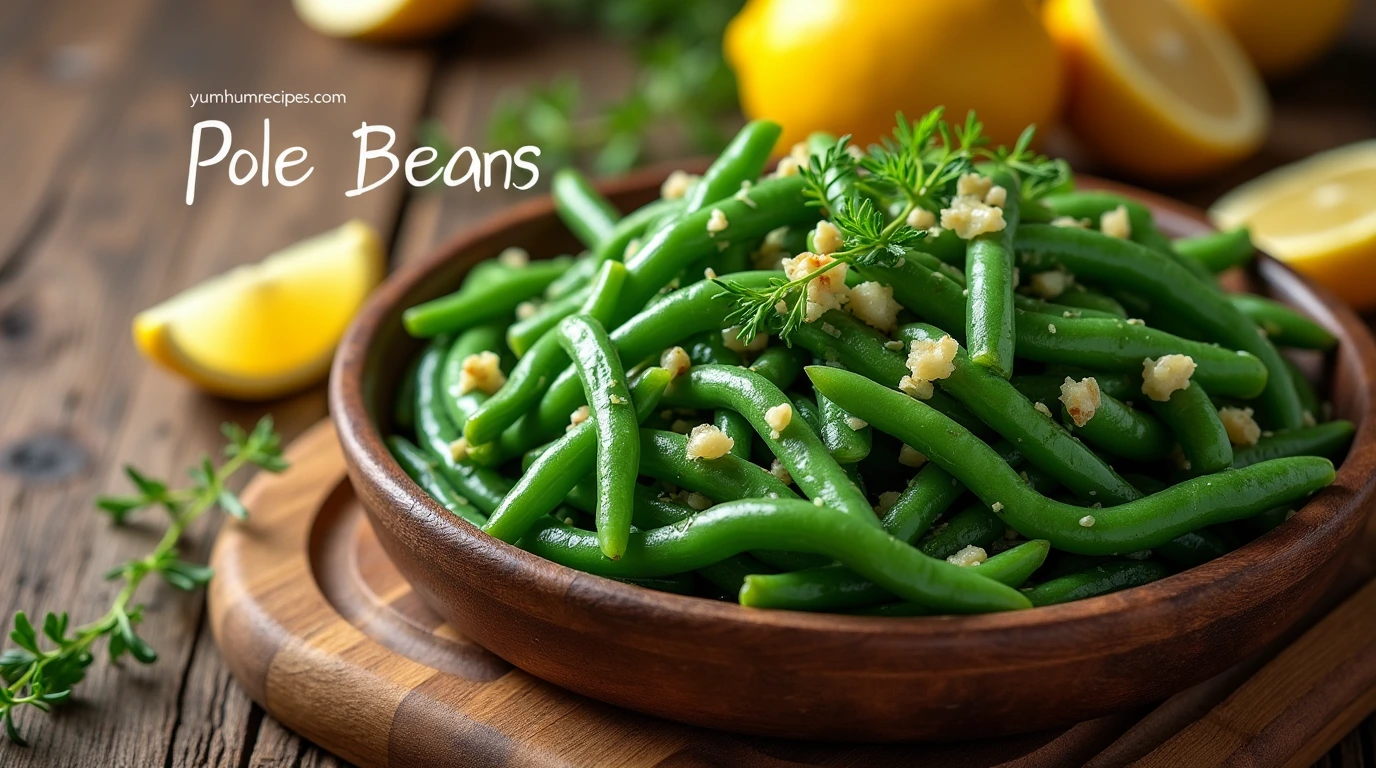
(1043, 0, 1270, 181)
(293, 0, 476, 42)
(1211, 141, 1376, 310)
(134, 220, 385, 401)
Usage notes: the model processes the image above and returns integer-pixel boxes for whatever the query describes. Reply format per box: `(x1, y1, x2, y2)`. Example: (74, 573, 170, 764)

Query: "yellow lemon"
(1043, 0, 1269, 181)
(293, 0, 476, 42)
(724, 0, 1063, 150)
(1211, 141, 1376, 310)
(1184, 0, 1352, 77)
(134, 221, 384, 401)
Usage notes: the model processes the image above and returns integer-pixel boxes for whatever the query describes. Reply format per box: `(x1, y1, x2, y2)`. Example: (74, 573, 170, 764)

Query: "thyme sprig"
(0, 417, 286, 746)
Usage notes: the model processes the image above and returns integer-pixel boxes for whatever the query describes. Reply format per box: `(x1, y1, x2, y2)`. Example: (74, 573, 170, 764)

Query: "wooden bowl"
(330, 168, 1376, 741)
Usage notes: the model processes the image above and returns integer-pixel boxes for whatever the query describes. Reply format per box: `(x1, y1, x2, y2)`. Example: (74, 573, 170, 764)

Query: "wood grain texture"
(330, 169, 1376, 742)
(211, 420, 1376, 768)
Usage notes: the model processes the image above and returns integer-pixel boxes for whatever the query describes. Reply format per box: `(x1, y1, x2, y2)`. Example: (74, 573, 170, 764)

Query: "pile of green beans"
(383, 118, 1347, 617)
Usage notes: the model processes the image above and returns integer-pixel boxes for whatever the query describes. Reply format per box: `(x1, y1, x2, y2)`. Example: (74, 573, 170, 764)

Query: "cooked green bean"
(748, 344, 809, 390)
(684, 121, 782, 213)
(918, 502, 1003, 560)
(439, 322, 506, 431)
(1064, 389, 1174, 463)
(815, 390, 872, 464)
(1232, 421, 1354, 468)
(808, 365, 1335, 555)
(520, 498, 1033, 613)
(1174, 228, 1254, 274)
(964, 168, 1020, 378)
(899, 324, 1140, 505)
(1227, 294, 1336, 350)
(1149, 382, 1233, 475)
(387, 435, 486, 527)
(1016, 225, 1303, 428)
(546, 199, 680, 300)
(1041, 191, 1215, 284)
(552, 168, 620, 250)
(1053, 285, 1128, 318)
(403, 256, 573, 338)
(1155, 530, 1230, 568)
(1022, 560, 1171, 606)
(639, 429, 795, 502)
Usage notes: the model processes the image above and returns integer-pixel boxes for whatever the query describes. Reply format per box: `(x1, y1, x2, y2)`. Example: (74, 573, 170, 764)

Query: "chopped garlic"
(899, 444, 927, 468)
(1079, 515, 1096, 528)
(734, 180, 757, 208)
(991, 502, 1004, 512)
(1028, 270, 1071, 300)
(567, 405, 590, 431)
(704, 267, 717, 280)
(821, 322, 841, 338)
(722, 327, 768, 353)
(706, 208, 729, 235)
(1303, 410, 1318, 427)
(497, 247, 529, 268)
(769, 459, 793, 486)
(751, 226, 791, 270)
(789, 141, 810, 167)
(1101, 205, 1132, 239)
(660, 169, 697, 200)
(941, 194, 1007, 240)
(1142, 354, 1196, 402)
(947, 545, 988, 567)
(846, 281, 901, 333)
(609, 394, 626, 405)
(984, 185, 1008, 208)
(765, 403, 793, 439)
(683, 492, 713, 511)
(670, 419, 694, 434)
(900, 334, 958, 400)
(1048, 323, 1058, 334)
(624, 238, 642, 259)
(906, 207, 937, 230)
(660, 346, 691, 378)
(883, 339, 904, 351)
(1059, 377, 1101, 428)
(1051, 216, 1090, 229)
(845, 416, 868, 431)
(448, 438, 470, 463)
(1034, 401, 1053, 418)
(772, 156, 801, 178)
(458, 351, 506, 395)
(813, 220, 843, 255)
(1126, 318, 1146, 326)
(685, 424, 734, 460)
(782, 252, 850, 322)
(877, 490, 901, 513)
(1219, 406, 1262, 446)
(957, 172, 993, 199)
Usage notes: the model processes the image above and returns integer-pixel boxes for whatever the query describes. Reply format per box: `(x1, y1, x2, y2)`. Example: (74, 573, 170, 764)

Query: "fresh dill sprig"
(0, 417, 286, 747)
(981, 124, 1072, 202)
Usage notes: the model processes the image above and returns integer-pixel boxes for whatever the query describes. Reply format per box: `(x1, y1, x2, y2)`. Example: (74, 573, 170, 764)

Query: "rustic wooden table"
(1, 1, 1374, 765)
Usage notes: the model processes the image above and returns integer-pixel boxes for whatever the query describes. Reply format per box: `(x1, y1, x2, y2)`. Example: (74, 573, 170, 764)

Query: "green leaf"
(124, 466, 167, 500)
(40, 689, 71, 705)
(4, 709, 27, 747)
(164, 560, 214, 588)
(125, 631, 157, 665)
(217, 487, 248, 521)
(41, 613, 68, 646)
(96, 495, 147, 524)
(9, 612, 39, 654)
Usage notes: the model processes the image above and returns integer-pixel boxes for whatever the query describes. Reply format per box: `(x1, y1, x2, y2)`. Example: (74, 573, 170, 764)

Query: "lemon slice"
(1044, 0, 1269, 180)
(1212, 141, 1376, 310)
(134, 221, 384, 401)
(293, 0, 476, 41)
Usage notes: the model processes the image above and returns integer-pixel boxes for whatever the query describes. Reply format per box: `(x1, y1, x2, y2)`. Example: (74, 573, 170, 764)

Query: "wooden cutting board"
(208, 421, 1376, 768)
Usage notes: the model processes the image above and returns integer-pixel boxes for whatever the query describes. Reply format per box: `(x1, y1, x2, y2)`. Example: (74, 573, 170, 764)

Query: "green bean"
(748, 344, 810, 389)
(546, 199, 680, 300)
(437, 322, 507, 431)
(859, 257, 1269, 399)
(556, 314, 641, 559)
(1149, 382, 1232, 475)
(519, 498, 1033, 613)
(1013, 294, 1122, 321)
(1227, 294, 1336, 350)
(1022, 560, 1171, 606)
(748, 539, 1050, 613)
(884, 465, 972, 542)
(918, 502, 1003, 560)
(1054, 284, 1128, 318)
(614, 574, 695, 595)
(413, 334, 511, 515)
(900, 324, 1141, 505)
(789, 393, 822, 436)
(815, 390, 872, 464)
(808, 365, 1335, 555)
(964, 168, 1020, 378)
(403, 256, 573, 338)
(552, 168, 620, 249)
(686, 331, 744, 366)
(392, 352, 422, 433)
(1232, 421, 1354, 468)
(465, 262, 627, 446)
(639, 429, 796, 502)
(684, 121, 781, 213)
(1065, 389, 1174, 463)
(791, 309, 993, 438)
(1155, 530, 1230, 568)
(1174, 228, 1254, 274)
(482, 368, 670, 546)
(1017, 224, 1303, 428)
(506, 289, 583, 356)
(1283, 356, 1322, 421)
(914, 225, 968, 268)
(1039, 368, 1143, 401)
(387, 435, 486, 527)
(1041, 191, 1215, 284)
(661, 365, 876, 523)
(713, 409, 754, 460)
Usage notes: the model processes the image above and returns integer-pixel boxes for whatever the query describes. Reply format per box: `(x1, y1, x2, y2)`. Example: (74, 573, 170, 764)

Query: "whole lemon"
(725, 0, 1063, 150)
(1184, 0, 1352, 77)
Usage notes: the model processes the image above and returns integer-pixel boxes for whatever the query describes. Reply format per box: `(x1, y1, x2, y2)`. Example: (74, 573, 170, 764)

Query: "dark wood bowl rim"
(331, 164, 1376, 640)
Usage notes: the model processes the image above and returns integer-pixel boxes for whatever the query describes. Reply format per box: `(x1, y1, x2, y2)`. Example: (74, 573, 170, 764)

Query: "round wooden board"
(209, 421, 1376, 768)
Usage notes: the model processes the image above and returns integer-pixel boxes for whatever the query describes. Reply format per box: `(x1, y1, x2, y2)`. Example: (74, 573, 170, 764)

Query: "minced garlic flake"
(1051, 216, 1090, 229)
(660, 346, 691, 377)
(683, 492, 713, 511)
(782, 252, 850, 322)
(734, 180, 757, 208)
(1101, 205, 1132, 239)
(984, 185, 1008, 208)
(706, 208, 729, 235)
(497, 247, 529, 268)
(991, 502, 1004, 512)
(567, 405, 590, 431)
(1142, 354, 1196, 402)
(845, 416, 868, 431)
(1028, 270, 1071, 299)
(898, 444, 927, 468)
(458, 351, 506, 395)
(941, 194, 1007, 240)
(1079, 515, 1096, 528)
(1048, 323, 1058, 334)
(609, 394, 626, 405)
(813, 497, 825, 507)
(1219, 406, 1262, 446)
(877, 490, 901, 513)
(448, 438, 470, 463)
(1127, 318, 1146, 326)
(660, 169, 697, 200)
(883, 339, 905, 351)
(772, 156, 801, 178)
(906, 207, 937, 230)
(821, 322, 841, 338)
(685, 424, 734, 460)
(1059, 377, 1101, 428)
(846, 281, 900, 333)
(770, 459, 793, 486)
(813, 220, 843, 255)
(900, 335, 958, 400)
(947, 545, 988, 567)
(670, 419, 694, 434)
(765, 403, 793, 439)
(957, 172, 993, 199)
(722, 327, 768, 353)
(1034, 401, 1053, 418)
(516, 300, 539, 320)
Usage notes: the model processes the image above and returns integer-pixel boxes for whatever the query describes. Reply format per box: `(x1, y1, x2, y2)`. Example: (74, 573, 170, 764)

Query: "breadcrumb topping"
(685, 424, 734, 460)
(1141, 354, 1196, 402)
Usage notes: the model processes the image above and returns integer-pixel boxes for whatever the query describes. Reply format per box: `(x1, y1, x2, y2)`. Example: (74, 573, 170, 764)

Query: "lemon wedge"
(293, 0, 476, 41)
(134, 220, 384, 400)
(1044, 0, 1269, 180)
(1212, 141, 1376, 310)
